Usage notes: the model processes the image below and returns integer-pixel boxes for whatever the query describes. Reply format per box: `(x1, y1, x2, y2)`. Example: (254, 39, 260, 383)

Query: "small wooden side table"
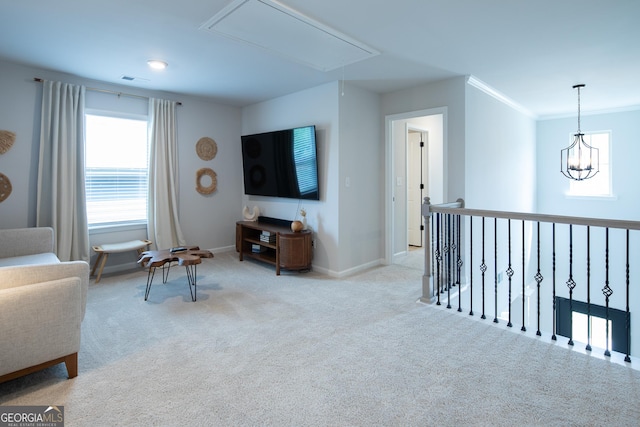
(137, 246, 213, 301)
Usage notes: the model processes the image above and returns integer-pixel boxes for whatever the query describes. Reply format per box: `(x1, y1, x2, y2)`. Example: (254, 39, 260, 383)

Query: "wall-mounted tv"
(241, 125, 319, 200)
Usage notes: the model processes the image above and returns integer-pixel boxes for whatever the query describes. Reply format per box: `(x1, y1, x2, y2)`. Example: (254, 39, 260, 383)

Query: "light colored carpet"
(1, 250, 639, 426)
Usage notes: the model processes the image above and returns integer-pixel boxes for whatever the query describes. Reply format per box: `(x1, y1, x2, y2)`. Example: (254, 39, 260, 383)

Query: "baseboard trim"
(324, 259, 384, 278)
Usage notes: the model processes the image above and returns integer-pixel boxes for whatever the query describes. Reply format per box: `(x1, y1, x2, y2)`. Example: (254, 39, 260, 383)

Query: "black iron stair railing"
(421, 197, 638, 363)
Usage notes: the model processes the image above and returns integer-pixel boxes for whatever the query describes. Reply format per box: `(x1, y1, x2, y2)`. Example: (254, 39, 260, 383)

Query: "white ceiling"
(1, 0, 638, 118)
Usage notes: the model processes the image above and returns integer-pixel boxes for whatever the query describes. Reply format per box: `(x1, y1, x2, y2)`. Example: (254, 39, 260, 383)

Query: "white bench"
(91, 239, 152, 283)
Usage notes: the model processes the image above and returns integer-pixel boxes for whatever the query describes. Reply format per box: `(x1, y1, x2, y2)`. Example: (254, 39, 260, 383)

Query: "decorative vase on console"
(242, 206, 260, 221)
(300, 208, 307, 230)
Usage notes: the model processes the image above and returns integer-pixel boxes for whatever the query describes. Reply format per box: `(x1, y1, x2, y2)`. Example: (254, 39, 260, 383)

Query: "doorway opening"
(385, 108, 446, 266)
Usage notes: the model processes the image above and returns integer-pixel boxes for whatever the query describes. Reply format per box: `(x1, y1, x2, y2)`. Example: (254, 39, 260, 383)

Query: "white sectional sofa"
(0, 227, 89, 383)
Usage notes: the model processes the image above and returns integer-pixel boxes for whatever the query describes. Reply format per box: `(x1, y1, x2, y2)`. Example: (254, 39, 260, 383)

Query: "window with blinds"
(292, 126, 318, 196)
(85, 113, 149, 227)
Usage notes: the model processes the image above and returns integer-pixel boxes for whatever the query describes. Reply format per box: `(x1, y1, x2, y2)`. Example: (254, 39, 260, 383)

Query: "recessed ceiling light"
(147, 60, 168, 70)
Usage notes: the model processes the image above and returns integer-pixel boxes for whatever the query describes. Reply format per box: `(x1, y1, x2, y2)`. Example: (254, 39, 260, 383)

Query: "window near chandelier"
(85, 112, 149, 227)
(567, 131, 612, 197)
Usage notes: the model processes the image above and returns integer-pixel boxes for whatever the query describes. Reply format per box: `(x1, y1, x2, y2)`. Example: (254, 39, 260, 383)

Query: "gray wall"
(337, 84, 383, 273)
(465, 84, 537, 212)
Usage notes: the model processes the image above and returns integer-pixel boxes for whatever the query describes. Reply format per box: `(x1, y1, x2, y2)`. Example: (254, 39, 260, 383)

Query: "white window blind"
(85, 113, 149, 227)
(292, 126, 318, 195)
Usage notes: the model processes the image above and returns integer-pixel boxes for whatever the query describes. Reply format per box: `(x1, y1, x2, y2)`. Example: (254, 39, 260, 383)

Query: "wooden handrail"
(426, 200, 640, 231)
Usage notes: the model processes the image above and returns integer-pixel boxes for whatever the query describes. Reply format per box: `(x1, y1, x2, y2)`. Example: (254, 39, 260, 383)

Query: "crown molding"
(466, 75, 536, 119)
(539, 104, 640, 121)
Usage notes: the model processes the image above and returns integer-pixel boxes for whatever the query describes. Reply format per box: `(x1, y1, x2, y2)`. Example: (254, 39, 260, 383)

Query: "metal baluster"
(447, 214, 452, 309)
(435, 213, 442, 305)
(431, 214, 435, 277)
(586, 226, 592, 352)
(452, 215, 457, 287)
(625, 229, 631, 363)
(481, 217, 487, 320)
(602, 227, 612, 357)
(552, 223, 557, 341)
(457, 214, 462, 312)
(469, 216, 474, 316)
(449, 214, 454, 291)
(443, 213, 447, 295)
(494, 217, 498, 324)
(535, 222, 543, 336)
(507, 219, 513, 327)
(567, 224, 576, 346)
(440, 213, 445, 296)
(521, 220, 526, 332)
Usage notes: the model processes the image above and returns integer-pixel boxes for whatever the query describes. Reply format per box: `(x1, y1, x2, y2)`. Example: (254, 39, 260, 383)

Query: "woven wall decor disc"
(196, 168, 217, 195)
(0, 172, 12, 203)
(196, 137, 217, 161)
(0, 130, 16, 154)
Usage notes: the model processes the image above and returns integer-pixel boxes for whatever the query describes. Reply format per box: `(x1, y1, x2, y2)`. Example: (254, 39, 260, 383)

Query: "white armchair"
(0, 227, 89, 383)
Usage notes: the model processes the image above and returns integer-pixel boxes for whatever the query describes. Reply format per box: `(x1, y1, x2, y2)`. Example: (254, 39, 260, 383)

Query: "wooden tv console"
(236, 221, 312, 275)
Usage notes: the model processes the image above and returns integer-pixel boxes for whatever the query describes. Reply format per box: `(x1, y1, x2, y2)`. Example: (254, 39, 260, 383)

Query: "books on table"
(259, 231, 276, 244)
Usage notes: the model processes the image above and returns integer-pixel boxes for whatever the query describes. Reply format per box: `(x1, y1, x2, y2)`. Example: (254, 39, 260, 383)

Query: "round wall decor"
(196, 137, 218, 161)
(0, 130, 16, 155)
(0, 172, 12, 203)
(196, 168, 217, 195)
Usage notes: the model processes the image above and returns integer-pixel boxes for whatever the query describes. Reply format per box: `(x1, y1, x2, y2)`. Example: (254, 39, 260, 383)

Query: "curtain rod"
(33, 78, 182, 106)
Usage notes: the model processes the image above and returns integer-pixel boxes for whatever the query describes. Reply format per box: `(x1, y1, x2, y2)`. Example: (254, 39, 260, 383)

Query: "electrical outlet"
(311, 239, 316, 248)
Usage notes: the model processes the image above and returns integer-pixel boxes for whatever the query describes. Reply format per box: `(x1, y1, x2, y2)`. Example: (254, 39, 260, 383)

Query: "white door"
(408, 131, 427, 247)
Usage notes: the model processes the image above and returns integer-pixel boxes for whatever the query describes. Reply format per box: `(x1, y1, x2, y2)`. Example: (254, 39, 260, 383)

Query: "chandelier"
(560, 84, 599, 181)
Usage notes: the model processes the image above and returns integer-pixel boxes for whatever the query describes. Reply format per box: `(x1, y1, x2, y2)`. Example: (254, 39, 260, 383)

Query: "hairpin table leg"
(185, 264, 197, 302)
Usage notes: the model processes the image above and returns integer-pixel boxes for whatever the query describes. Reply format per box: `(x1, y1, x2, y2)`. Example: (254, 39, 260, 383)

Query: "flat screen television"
(241, 125, 319, 200)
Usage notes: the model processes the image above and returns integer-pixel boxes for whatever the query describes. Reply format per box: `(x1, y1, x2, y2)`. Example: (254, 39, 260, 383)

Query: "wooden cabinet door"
(279, 232, 311, 270)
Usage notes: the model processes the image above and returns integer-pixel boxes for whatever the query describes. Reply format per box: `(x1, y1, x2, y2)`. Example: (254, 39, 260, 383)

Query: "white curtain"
(147, 98, 186, 249)
(36, 80, 90, 262)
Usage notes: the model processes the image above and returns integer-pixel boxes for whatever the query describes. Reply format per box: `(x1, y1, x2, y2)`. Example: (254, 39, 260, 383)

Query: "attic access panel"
(200, 0, 379, 72)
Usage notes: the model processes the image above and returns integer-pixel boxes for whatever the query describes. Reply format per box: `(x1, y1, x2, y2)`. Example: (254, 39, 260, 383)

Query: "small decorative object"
(291, 220, 303, 232)
(196, 137, 218, 161)
(0, 172, 12, 203)
(0, 130, 16, 155)
(299, 208, 307, 230)
(242, 205, 260, 221)
(196, 167, 217, 195)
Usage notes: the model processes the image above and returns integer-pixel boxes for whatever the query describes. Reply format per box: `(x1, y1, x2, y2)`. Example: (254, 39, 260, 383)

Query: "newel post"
(420, 197, 433, 303)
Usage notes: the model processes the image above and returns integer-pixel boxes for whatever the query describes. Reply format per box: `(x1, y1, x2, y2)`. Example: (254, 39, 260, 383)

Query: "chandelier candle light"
(560, 84, 599, 181)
